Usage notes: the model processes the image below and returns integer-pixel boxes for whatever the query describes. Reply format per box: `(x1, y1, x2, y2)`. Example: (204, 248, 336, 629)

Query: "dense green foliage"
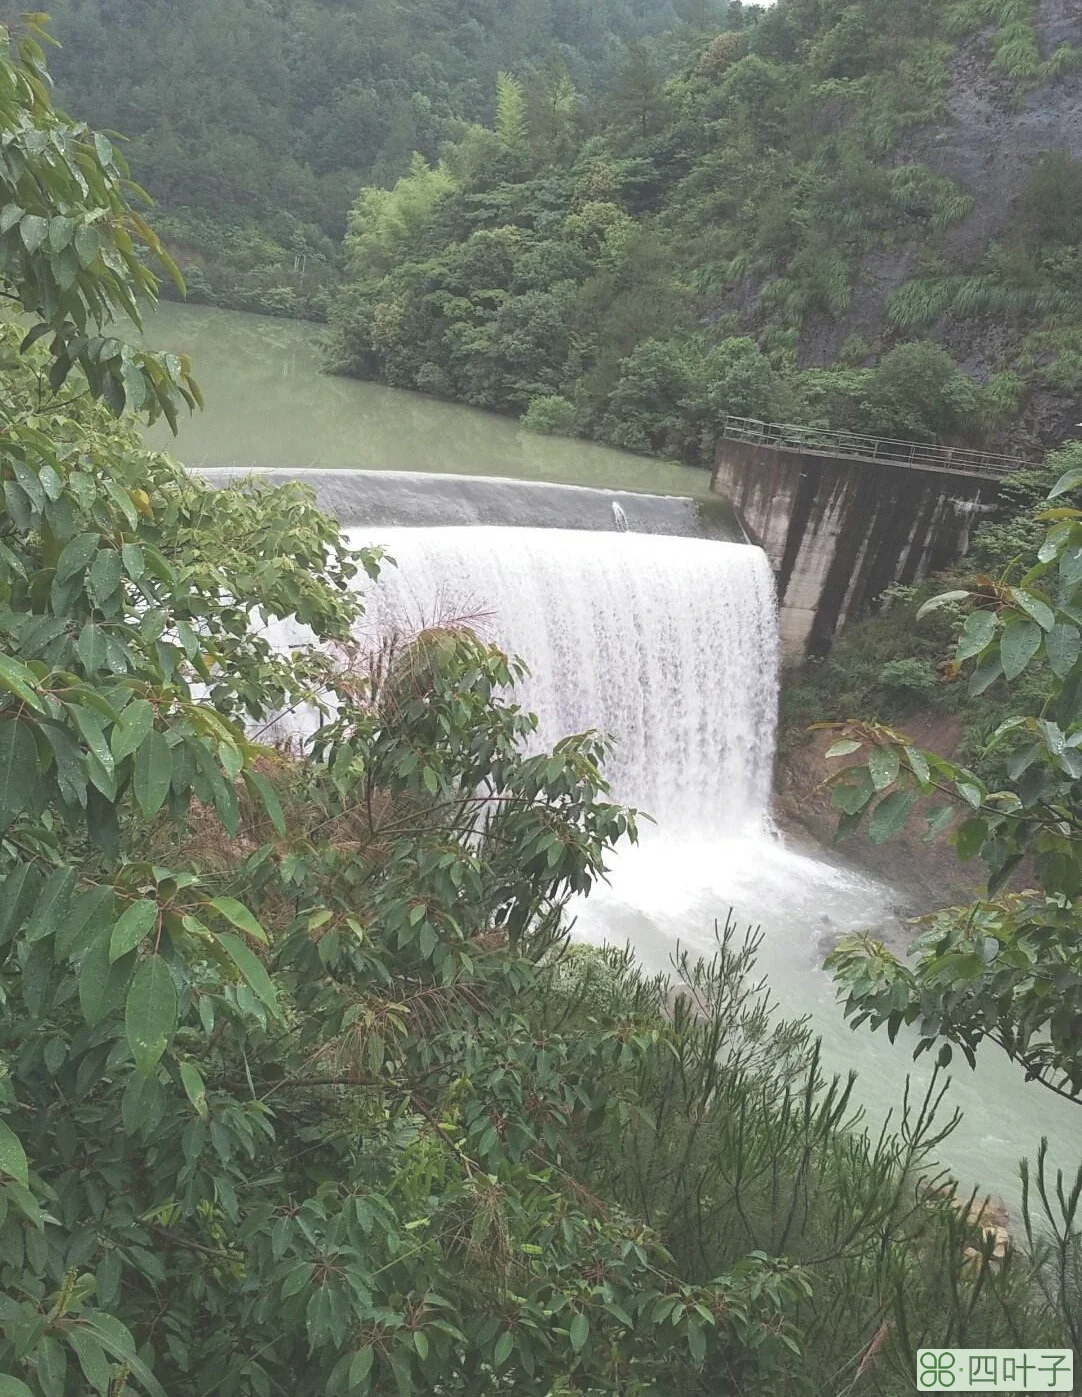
(43, 0, 731, 317)
(1, 24, 1077, 1397)
(818, 458, 1082, 1353)
(325, 0, 1079, 462)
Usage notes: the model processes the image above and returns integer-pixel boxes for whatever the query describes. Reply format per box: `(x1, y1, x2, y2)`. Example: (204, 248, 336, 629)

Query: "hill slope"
(328, 0, 1082, 461)
(43, 0, 707, 314)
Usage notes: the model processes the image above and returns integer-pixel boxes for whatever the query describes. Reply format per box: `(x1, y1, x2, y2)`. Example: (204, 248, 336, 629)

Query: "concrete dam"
(201, 425, 1020, 662)
(711, 419, 1020, 657)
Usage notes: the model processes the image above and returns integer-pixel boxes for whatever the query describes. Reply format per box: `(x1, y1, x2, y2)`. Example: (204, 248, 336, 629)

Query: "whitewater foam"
(344, 526, 779, 832)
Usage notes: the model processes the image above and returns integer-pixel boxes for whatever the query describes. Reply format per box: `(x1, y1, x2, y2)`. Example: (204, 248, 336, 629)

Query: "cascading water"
(349, 526, 777, 831)
(327, 521, 1076, 1209)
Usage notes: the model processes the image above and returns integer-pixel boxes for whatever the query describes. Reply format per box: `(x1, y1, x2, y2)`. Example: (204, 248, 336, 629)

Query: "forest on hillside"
(45, 0, 747, 315)
(44, 0, 1082, 461)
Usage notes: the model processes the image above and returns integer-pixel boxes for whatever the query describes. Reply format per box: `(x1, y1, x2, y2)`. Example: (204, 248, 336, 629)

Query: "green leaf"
(0, 1116, 29, 1186)
(179, 1060, 208, 1118)
(904, 745, 931, 786)
(121, 542, 144, 579)
(569, 1312, 589, 1354)
(0, 652, 46, 712)
(66, 1328, 111, 1396)
(824, 739, 861, 758)
(1061, 542, 1082, 589)
(1000, 618, 1042, 681)
(955, 609, 997, 663)
(68, 704, 114, 779)
(109, 898, 158, 962)
(133, 729, 172, 815)
(1046, 623, 1081, 680)
(20, 213, 49, 252)
(868, 745, 900, 791)
(242, 767, 285, 836)
(0, 864, 39, 945)
(956, 780, 983, 810)
(968, 652, 1003, 697)
(56, 884, 114, 960)
(25, 867, 77, 944)
(868, 789, 917, 844)
(687, 1319, 706, 1365)
(916, 590, 969, 619)
(349, 1349, 374, 1386)
(954, 817, 988, 861)
(0, 719, 38, 831)
(1049, 465, 1082, 499)
(75, 224, 100, 268)
(88, 547, 123, 604)
(125, 955, 177, 1075)
(55, 532, 100, 582)
(37, 1337, 67, 1397)
(48, 215, 74, 251)
(209, 896, 268, 945)
(111, 699, 155, 761)
(493, 1332, 513, 1368)
(924, 805, 955, 841)
(78, 934, 133, 1027)
(1009, 587, 1054, 632)
(832, 772, 874, 815)
(79, 1315, 168, 1397)
(96, 1252, 122, 1308)
(76, 621, 108, 674)
(0, 1378, 34, 1397)
(218, 932, 280, 1017)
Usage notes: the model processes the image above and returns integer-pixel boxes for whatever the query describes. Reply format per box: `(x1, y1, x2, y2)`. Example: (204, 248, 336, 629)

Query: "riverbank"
(775, 711, 990, 919)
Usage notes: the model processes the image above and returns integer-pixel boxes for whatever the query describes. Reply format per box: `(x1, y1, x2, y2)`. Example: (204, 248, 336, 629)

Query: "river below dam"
(146, 303, 1078, 1216)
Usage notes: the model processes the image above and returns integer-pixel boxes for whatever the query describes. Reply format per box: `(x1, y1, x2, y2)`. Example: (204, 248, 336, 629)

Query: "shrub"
(522, 392, 578, 434)
(880, 657, 938, 703)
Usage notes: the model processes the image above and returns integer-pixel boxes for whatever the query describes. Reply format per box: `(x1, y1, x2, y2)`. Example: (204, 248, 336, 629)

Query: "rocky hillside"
(795, 0, 1082, 450)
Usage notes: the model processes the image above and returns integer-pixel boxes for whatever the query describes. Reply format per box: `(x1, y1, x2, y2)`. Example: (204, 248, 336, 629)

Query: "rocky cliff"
(795, 0, 1082, 451)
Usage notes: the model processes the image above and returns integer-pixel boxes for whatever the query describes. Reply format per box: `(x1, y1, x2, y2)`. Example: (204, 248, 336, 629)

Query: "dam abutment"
(711, 436, 1004, 657)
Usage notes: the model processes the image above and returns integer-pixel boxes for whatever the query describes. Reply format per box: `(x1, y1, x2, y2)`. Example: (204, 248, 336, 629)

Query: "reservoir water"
(149, 302, 1078, 1213)
(143, 302, 717, 498)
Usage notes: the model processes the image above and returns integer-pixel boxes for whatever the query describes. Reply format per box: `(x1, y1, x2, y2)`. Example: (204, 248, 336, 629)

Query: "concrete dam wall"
(712, 439, 1002, 657)
(197, 467, 741, 540)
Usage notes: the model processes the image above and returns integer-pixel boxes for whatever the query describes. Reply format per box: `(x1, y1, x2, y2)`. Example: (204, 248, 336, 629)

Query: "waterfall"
(611, 502, 629, 532)
(346, 526, 778, 833)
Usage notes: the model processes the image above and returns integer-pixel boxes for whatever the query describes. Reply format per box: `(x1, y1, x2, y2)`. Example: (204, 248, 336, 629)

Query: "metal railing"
(718, 415, 1026, 479)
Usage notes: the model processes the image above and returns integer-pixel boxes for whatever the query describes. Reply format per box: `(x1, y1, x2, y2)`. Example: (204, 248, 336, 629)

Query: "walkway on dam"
(718, 415, 1026, 481)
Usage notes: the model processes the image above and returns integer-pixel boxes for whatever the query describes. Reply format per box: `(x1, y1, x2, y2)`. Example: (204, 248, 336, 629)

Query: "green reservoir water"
(142, 302, 715, 498)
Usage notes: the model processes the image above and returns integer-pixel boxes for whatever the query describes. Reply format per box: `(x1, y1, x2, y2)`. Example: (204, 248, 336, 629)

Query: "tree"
(610, 42, 668, 138)
(0, 17, 197, 428)
(823, 449, 1082, 1347)
(495, 71, 528, 154)
(860, 342, 981, 444)
(345, 154, 456, 281)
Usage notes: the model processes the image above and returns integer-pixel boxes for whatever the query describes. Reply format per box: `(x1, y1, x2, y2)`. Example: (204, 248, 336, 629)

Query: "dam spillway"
(346, 526, 778, 831)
